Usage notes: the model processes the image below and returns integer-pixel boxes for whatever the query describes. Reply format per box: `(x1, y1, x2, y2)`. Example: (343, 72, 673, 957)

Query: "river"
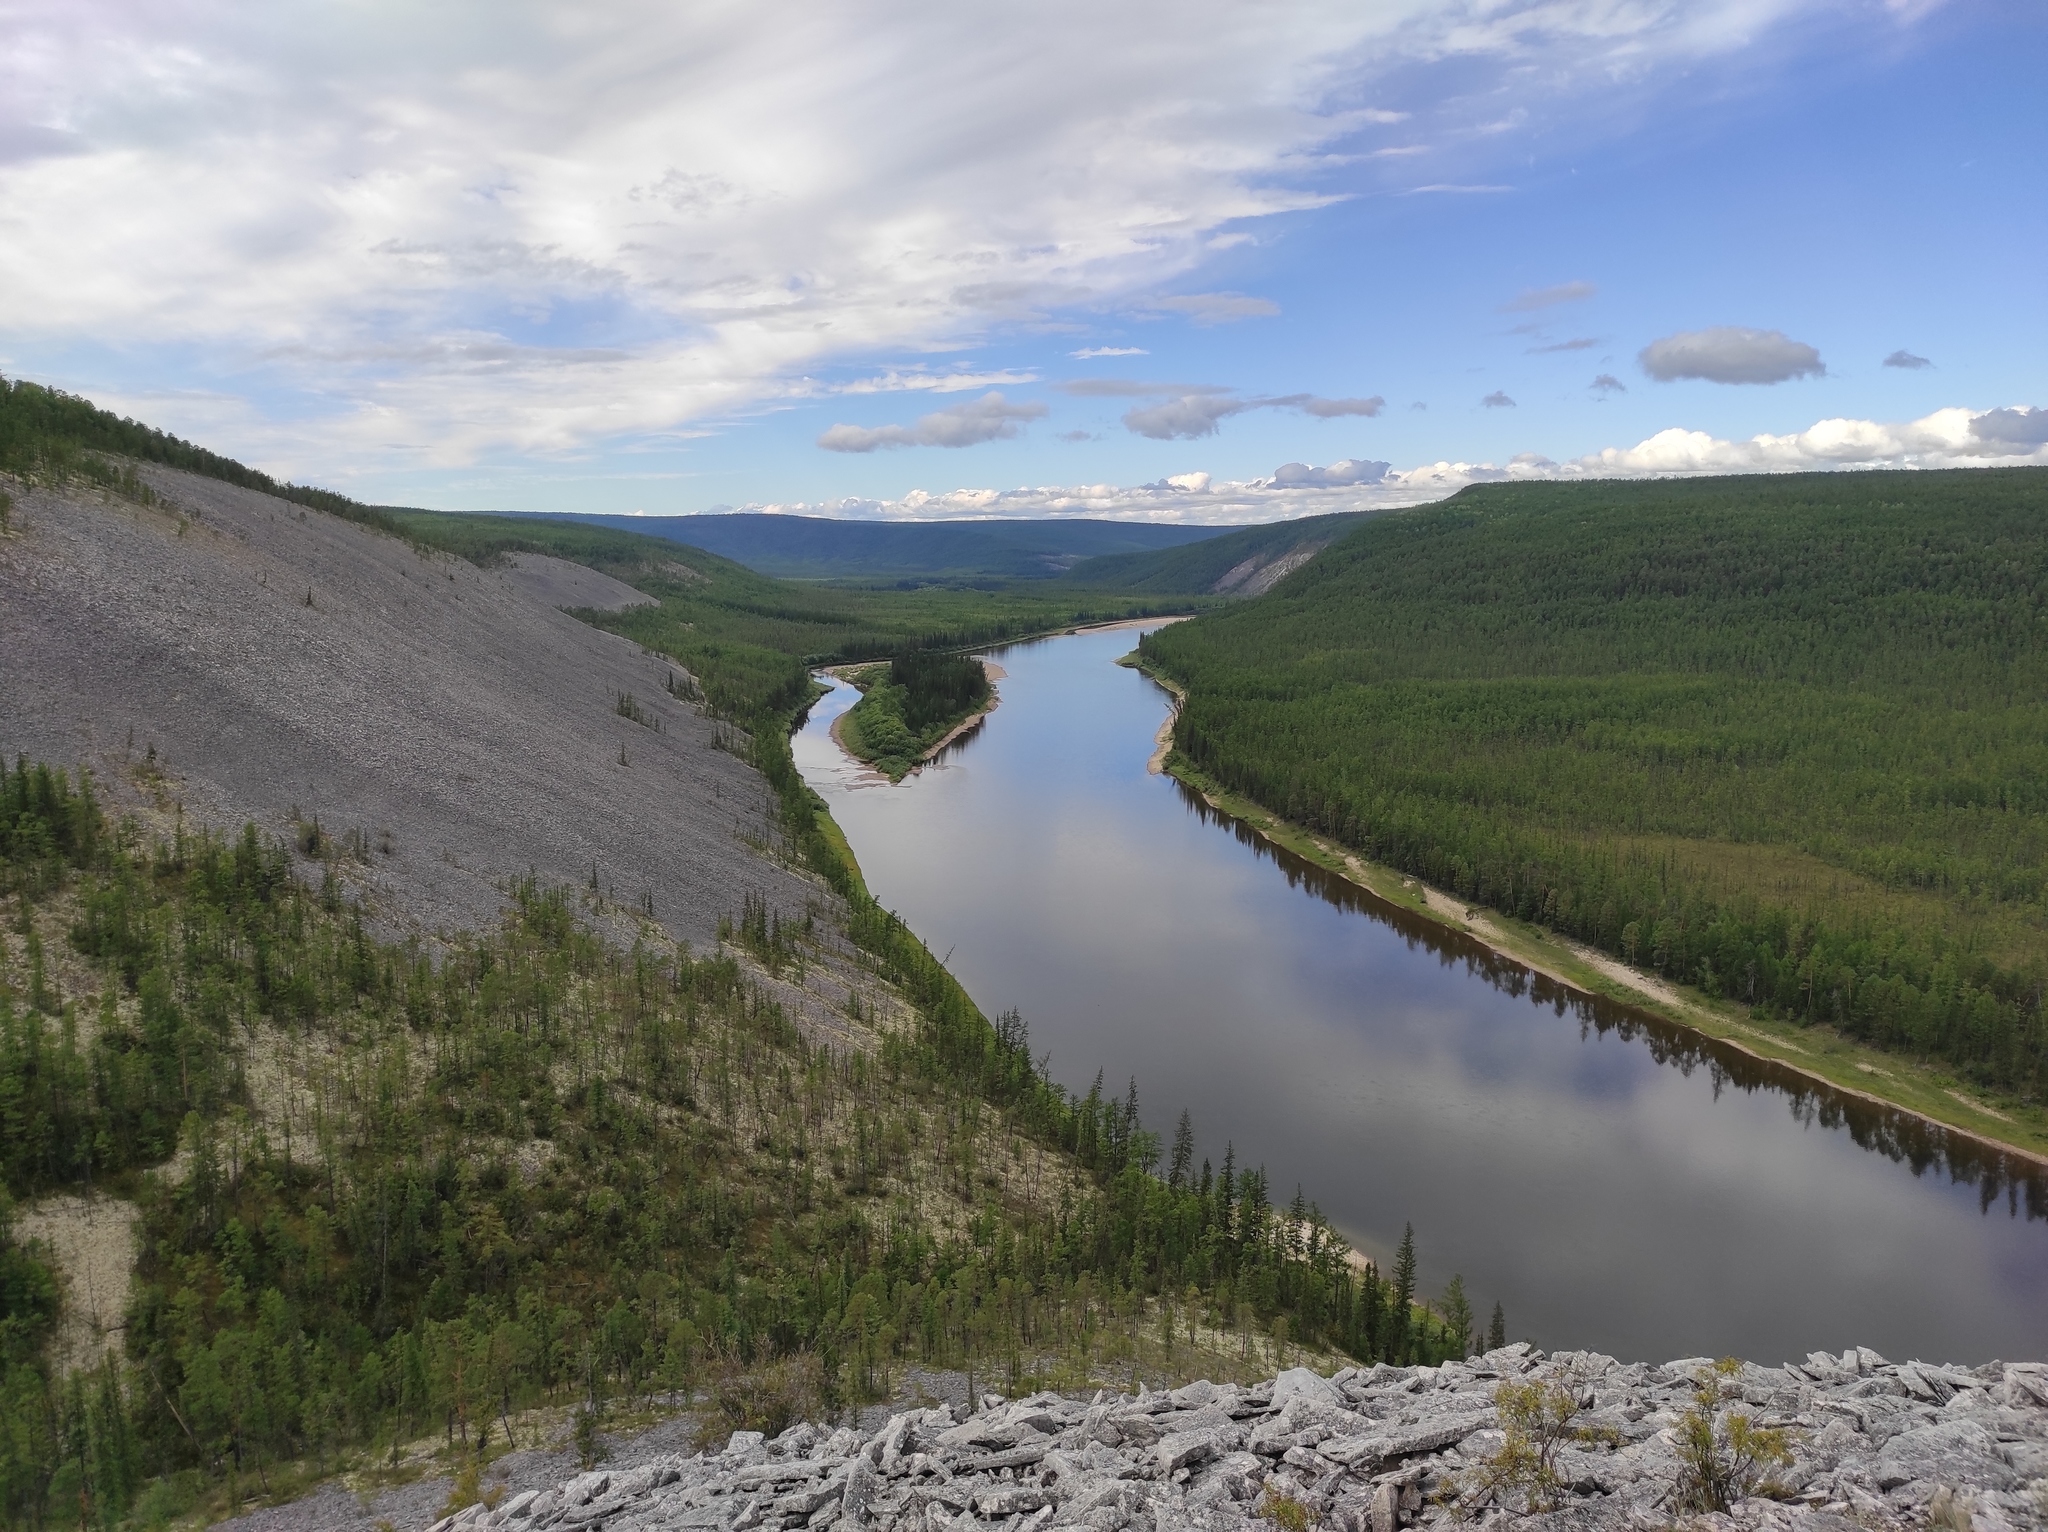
(792, 623, 2048, 1364)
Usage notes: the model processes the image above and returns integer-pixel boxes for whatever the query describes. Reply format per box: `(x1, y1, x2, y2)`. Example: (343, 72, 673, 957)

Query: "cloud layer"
(1639, 327, 1825, 385)
(0, 0, 1876, 480)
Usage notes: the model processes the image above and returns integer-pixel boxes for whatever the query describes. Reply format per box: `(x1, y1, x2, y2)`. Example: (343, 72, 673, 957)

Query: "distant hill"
(526, 511, 1227, 582)
(1059, 510, 1371, 594)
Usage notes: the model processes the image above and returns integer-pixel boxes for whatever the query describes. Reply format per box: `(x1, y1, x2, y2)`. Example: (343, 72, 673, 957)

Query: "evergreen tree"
(1390, 1223, 1418, 1364)
(1487, 1301, 1507, 1352)
(1169, 1110, 1194, 1191)
(1440, 1275, 1473, 1360)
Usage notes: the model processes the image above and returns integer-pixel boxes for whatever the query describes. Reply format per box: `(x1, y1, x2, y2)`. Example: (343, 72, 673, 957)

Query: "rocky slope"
(425, 1350, 2046, 1532)
(0, 468, 818, 945)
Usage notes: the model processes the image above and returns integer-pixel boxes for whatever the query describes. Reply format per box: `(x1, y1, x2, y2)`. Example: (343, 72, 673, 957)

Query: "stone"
(1876, 1420, 2018, 1492)
(1368, 1479, 1399, 1532)
(1156, 1429, 1226, 1476)
(1272, 1368, 1345, 1410)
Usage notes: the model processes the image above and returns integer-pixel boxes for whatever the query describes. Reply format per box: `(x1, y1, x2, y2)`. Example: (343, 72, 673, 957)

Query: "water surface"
(794, 625, 2048, 1363)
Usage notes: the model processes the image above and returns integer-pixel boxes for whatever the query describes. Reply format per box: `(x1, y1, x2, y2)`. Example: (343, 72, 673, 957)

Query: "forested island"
(834, 653, 998, 780)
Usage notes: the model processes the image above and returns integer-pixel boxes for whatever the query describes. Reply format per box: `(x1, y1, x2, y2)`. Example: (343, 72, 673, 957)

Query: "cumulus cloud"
(1071, 346, 1148, 358)
(1482, 391, 1515, 408)
(1971, 406, 2048, 447)
(1639, 327, 1825, 385)
(1591, 374, 1625, 392)
(817, 391, 1046, 452)
(714, 405, 2048, 526)
(1268, 459, 1389, 487)
(1504, 280, 1596, 312)
(1883, 350, 1933, 370)
(1147, 292, 1282, 325)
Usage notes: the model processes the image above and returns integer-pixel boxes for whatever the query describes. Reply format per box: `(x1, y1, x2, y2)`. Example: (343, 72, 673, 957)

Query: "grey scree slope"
(220, 1352, 2048, 1532)
(0, 467, 819, 945)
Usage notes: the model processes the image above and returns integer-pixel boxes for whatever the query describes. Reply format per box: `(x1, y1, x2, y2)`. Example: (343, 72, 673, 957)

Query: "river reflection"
(794, 625, 2048, 1362)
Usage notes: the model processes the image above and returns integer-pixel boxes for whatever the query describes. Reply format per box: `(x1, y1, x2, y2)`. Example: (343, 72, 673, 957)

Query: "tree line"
(1142, 469, 2048, 1099)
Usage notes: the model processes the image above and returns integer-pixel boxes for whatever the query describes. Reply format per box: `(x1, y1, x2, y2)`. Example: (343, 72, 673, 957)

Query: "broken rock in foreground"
(428, 1349, 2048, 1532)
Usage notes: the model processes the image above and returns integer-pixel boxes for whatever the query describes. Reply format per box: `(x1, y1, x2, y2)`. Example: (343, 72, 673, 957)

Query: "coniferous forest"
(1142, 469, 2048, 1100)
(0, 756, 1474, 1527)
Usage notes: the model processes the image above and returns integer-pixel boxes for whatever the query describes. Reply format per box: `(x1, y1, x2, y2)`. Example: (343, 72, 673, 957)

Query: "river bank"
(1122, 651, 2048, 1171)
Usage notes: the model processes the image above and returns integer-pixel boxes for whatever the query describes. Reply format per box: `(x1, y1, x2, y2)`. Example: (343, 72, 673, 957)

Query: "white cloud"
(1504, 281, 1596, 312)
(816, 391, 1046, 452)
(1591, 374, 1626, 392)
(0, 0, 1902, 479)
(754, 405, 2048, 523)
(826, 369, 1039, 395)
(1070, 347, 1148, 359)
(1640, 327, 1825, 385)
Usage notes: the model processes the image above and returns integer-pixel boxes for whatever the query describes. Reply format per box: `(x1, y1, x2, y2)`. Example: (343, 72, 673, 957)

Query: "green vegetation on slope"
(1058, 511, 1368, 594)
(0, 375, 398, 535)
(1141, 468, 2048, 1101)
(0, 759, 1477, 1528)
(541, 512, 1225, 584)
(838, 653, 995, 780)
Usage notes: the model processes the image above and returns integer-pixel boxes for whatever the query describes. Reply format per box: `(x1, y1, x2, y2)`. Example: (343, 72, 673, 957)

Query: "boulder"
(1876, 1420, 2017, 1492)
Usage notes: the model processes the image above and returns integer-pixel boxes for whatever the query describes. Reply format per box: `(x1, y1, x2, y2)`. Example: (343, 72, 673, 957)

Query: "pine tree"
(1487, 1301, 1507, 1351)
(1168, 1110, 1194, 1190)
(1441, 1275, 1473, 1360)
(1390, 1223, 1418, 1364)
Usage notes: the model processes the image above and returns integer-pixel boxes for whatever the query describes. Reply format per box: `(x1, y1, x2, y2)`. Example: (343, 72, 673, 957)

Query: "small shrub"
(1456, 1366, 1609, 1515)
(1672, 1359, 1794, 1513)
(699, 1352, 825, 1443)
(1258, 1490, 1312, 1532)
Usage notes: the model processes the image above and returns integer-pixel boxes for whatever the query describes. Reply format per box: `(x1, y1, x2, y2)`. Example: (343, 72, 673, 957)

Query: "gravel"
(0, 469, 821, 946)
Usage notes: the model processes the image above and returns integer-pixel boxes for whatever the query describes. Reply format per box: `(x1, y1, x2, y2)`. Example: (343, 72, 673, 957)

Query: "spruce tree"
(1487, 1301, 1507, 1351)
(1169, 1110, 1194, 1190)
(1390, 1223, 1418, 1364)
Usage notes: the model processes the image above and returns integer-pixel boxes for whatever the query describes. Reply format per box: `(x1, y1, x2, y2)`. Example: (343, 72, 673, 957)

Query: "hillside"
(0, 467, 818, 948)
(1141, 468, 2048, 1107)
(1059, 511, 1369, 595)
(528, 511, 1225, 583)
(0, 384, 1457, 1529)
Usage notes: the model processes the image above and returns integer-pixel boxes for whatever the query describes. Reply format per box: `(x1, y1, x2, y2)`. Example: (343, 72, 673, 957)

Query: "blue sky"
(2, 0, 2041, 521)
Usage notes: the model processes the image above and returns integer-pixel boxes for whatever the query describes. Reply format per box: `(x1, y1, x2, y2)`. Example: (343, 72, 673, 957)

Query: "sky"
(1, 0, 2043, 523)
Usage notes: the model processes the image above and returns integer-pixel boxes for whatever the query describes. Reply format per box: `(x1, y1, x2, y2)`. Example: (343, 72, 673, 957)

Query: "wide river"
(793, 624, 2048, 1364)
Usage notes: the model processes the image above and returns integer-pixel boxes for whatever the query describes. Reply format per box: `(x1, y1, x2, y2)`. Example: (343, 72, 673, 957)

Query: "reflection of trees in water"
(1175, 781, 2048, 1223)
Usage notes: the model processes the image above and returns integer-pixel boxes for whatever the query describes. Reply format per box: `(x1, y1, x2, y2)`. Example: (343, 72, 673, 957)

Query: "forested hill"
(1058, 510, 1368, 594)
(530, 511, 1224, 583)
(1140, 467, 2048, 1102)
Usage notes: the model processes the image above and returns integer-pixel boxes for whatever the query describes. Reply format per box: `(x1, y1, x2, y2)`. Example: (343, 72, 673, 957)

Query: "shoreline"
(823, 656, 1006, 781)
(1123, 651, 2048, 1172)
